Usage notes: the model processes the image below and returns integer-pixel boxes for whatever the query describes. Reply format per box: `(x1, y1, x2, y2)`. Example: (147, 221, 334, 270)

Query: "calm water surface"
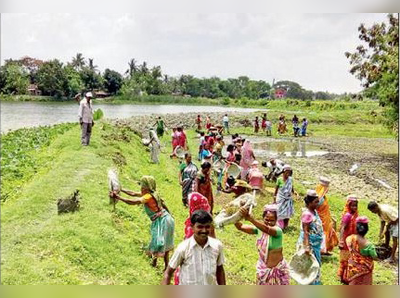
(0, 101, 265, 133)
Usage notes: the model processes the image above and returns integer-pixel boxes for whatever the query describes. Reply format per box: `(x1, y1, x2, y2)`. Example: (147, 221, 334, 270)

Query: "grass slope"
(1, 122, 397, 284)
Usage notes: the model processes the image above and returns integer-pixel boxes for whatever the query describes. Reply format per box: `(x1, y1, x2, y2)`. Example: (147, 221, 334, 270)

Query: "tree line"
(0, 54, 341, 101)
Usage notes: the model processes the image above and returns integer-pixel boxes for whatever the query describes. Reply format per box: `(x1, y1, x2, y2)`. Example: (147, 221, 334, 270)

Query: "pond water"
(0, 101, 265, 133)
(243, 136, 329, 158)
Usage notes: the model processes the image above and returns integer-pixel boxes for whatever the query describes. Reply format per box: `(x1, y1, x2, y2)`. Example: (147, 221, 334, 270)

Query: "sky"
(0, 13, 389, 94)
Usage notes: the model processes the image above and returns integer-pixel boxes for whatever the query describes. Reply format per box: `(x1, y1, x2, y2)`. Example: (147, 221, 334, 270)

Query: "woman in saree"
(155, 116, 166, 137)
(178, 153, 198, 207)
(240, 140, 255, 180)
(177, 126, 188, 150)
(144, 129, 161, 164)
(274, 165, 297, 229)
(346, 216, 377, 285)
(277, 115, 287, 135)
(315, 176, 338, 254)
(110, 176, 175, 270)
(297, 190, 324, 285)
(170, 127, 178, 155)
(235, 204, 290, 285)
(338, 195, 358, 284)
(195, 161, 214, 213)
(248, 160, 264, 191)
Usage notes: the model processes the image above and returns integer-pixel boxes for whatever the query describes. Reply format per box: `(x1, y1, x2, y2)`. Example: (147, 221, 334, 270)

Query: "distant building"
(275, 88, 286, 98)
(94, 90, 110, 98)
(27, 84, 42, 96)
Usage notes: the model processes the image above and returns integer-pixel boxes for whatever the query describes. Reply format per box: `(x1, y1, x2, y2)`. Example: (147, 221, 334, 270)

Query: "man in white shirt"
(222, 114, 230, 134)
(162, 210, 226, 285)
(78, 92, 94, 146)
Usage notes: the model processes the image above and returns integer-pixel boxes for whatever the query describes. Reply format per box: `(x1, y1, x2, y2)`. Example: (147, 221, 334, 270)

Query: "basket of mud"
(289, 249, 320, 285)
(214, 193, 256, 228)
(375, 245, 392, 260)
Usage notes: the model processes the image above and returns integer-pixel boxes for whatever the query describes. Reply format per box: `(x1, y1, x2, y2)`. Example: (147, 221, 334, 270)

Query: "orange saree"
(316, 184, 339, 253)
(346, 235, 375, 285)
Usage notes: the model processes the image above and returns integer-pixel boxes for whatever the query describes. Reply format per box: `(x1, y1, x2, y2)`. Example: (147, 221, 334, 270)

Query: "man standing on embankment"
(78, 92, 94, 146)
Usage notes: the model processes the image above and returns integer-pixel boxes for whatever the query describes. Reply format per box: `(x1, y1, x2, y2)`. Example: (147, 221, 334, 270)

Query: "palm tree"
(71, 53, 85, 70)
(125, 58, 137, 77)
(151, 66, 162, 80)
(88, 58, 98, 72)
(139, 61, 148, 75)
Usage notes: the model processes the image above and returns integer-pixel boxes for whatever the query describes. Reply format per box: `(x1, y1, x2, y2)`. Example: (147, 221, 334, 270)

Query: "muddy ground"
(285, 136, 398, 205)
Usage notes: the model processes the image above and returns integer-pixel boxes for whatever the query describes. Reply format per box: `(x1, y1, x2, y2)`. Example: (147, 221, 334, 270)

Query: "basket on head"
(289, 249, 320, 285)
(226, 163, 241, 178)
(174, 146, 186, 159)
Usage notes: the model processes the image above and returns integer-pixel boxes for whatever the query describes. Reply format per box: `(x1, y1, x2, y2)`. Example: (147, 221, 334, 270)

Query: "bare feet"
(384, 257, 396, 264)
(151, 256, 157, 267)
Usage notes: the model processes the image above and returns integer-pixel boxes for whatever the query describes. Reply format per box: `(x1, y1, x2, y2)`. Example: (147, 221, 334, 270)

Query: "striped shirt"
(169, 236, 225, 285)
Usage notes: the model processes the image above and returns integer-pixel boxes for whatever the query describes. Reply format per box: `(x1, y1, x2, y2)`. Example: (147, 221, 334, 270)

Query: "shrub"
(222, 97, 230, 105)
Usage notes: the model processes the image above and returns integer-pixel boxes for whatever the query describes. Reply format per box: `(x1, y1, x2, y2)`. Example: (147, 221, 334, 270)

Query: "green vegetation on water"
(1, 118, 397, 284)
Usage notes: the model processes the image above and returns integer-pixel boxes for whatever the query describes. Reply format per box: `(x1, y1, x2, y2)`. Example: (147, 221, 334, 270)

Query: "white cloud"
(1, 13, 389, 93)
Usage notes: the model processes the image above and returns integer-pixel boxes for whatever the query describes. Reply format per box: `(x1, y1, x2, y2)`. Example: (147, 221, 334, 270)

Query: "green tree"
(0, 66, 6, 92)
(125, 58, 137, 77)
(88, 58, 98, 72)
(1, 62, 30, 94)
(345, 14, 399, 135)
(36, 59, 68, 98)
(274, 80, 311, 100)
(64, 65, 84, 97)
(103, 69, 123, 95)
(19, 56, 43, 83)
(71, 53, 85, 71)
(80, 67, 103, 91)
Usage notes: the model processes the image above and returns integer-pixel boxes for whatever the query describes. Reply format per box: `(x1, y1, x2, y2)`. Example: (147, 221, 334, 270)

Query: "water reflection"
(247, 136, 328, 158)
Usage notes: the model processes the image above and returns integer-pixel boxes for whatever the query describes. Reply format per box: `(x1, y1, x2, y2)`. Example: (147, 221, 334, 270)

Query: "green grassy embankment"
(1, 119, 397, 285)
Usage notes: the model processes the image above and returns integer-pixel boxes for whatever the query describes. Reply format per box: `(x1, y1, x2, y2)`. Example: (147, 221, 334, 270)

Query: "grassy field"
(1, 118, 398, 285)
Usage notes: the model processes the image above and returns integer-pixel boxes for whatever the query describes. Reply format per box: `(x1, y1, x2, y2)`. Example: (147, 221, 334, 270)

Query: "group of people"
(277, 114, 308, 137)
(254, 113, 272, 135)
(196, 114, 230, 135)
(103, 110, 398, 285)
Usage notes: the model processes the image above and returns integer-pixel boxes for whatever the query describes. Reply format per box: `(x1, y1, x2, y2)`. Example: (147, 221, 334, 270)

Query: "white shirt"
(168, 236, 225, 285)
(223, 116, 229, 123)
(267, 159, 284, 172)
(78, 99, 93, 123)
